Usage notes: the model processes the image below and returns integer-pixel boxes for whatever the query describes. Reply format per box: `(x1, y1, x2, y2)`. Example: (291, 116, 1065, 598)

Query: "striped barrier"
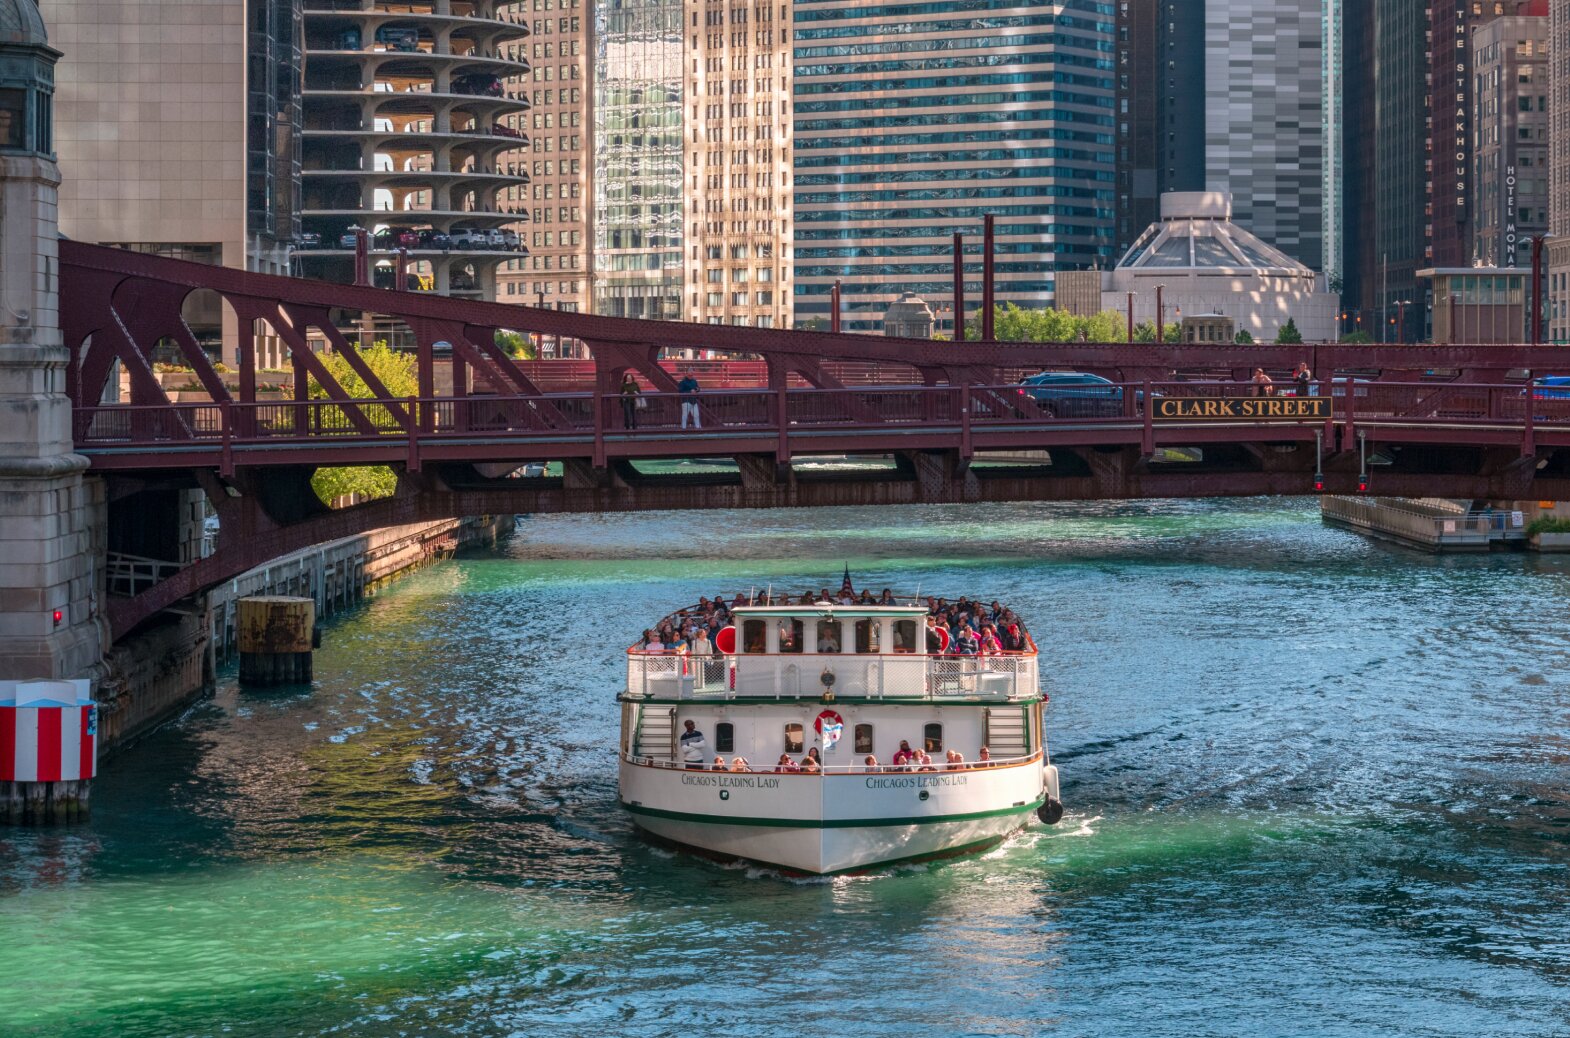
(0, 680, 97, 784)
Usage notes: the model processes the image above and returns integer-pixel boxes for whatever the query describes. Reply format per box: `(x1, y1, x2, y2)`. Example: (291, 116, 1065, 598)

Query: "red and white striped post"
(1, 680, 97, 825)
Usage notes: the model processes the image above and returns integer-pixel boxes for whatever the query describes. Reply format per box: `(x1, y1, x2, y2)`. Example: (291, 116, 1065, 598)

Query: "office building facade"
(498, 0, 590, 320)
(791, 0, 1116, 333)
(1471, 7, 1549, 269)
(49, 0, 304, 360)
(1551, 0, 1570, 340)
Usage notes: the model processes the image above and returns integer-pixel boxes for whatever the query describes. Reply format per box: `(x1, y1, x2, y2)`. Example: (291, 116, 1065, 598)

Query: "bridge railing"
(71, 381, 1570, 452)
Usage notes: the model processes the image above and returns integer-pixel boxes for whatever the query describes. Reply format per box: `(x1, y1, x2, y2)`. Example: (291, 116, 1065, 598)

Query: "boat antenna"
(766, 582, 772, 605)
(748, 585, 756, 606)
(913, 581, 921, 606)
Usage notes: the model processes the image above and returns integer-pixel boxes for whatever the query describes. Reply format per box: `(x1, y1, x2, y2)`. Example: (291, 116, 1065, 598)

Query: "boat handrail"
(620, 749, 1043, 775)
(625, 646, 1038, 658)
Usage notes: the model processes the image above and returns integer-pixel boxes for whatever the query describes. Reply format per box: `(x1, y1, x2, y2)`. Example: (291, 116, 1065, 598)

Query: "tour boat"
(617, 588, 1064, 875)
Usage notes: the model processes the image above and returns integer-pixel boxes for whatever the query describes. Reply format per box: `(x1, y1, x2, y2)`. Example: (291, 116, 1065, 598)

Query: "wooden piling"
(237, 596, 316, 686)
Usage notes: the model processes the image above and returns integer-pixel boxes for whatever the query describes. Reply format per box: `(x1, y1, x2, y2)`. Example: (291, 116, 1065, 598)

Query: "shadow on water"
(7, 500, 1570, 1036)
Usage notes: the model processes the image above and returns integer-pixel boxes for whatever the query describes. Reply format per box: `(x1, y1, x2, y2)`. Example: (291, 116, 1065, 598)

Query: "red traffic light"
(1313, 478, 1325, 492)
(1357, 479, 1369, 493)
(51, 609, 63, 626)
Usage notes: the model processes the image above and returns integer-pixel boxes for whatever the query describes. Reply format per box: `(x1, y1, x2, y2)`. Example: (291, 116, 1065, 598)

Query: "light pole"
(1155, 284, 1166, 342)
(1126, 291, 1134, 343)
(1395, 299, 1410, 343)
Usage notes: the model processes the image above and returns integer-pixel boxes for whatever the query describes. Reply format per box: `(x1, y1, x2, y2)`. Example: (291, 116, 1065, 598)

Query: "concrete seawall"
(98, 514, 514, 754)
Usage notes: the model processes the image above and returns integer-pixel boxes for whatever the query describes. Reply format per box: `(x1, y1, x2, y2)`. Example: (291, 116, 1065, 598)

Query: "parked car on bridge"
(1016, 372, 1156, 418)
(1529, 376, 1570, 400)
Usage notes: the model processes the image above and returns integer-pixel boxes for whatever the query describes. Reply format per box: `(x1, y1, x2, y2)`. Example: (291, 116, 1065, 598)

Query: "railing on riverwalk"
(624, 650, 1038, 701)
(620, 749, 1042, 774)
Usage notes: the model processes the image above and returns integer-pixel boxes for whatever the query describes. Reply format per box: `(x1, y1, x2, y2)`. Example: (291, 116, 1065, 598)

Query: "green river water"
(3, 499, 1570, 1037)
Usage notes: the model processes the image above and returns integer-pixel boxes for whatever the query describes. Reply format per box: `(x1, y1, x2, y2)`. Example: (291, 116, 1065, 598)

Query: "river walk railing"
(620, 749, 1042, 775)
(624, 650, 1038, 701)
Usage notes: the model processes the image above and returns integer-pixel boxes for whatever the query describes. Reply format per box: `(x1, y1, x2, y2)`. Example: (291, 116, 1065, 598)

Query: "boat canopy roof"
(731, 604, 929, 620)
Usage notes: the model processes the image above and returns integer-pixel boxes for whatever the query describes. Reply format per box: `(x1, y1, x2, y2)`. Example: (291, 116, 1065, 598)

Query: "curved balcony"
(303, 48, 529, 76)
(300, 206, 527, 228)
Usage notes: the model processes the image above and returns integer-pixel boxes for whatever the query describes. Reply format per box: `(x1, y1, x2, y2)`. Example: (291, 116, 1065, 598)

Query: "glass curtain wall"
(594, 0, 684, 319)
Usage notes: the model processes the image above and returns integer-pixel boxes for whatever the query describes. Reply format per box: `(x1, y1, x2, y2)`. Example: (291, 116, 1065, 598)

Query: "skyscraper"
(1119, 3, 1328, 272)
(1343, 0, 1432, 341)
(1200, 1, 1326, 271)
(593, 0, 793, 328)
(1471, 6, 1549, 269)
(1549, 0, 1570, 341)
(791, 0, 1116, 332)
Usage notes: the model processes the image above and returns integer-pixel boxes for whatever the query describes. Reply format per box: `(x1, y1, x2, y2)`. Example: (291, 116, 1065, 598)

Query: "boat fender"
(1037, 798, 1064, 825)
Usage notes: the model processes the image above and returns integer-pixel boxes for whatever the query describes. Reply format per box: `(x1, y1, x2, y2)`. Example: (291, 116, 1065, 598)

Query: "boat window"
(854, 618, 881, 653)
(854, 723, 874, 754)
(715, 722, 734, 753)
(778, 618, 804, 654)
(784, 722, 804, 754)
(891, 619, 917, 653)
(742, 618, 767, 653)
(923, 723, 943, 753)
(816, 619, 841, 653)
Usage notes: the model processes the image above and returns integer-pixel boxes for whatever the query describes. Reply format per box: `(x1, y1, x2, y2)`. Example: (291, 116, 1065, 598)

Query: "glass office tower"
(594, 0, 684, 319)
(791, 0, 1117, 332)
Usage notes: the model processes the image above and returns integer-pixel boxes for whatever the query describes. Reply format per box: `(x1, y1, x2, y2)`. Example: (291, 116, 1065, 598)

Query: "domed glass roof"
(1115, 192, 1310, 276)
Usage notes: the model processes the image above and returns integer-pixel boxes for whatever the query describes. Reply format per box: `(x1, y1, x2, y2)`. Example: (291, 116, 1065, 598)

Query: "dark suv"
(1017, 372, 1151, 418)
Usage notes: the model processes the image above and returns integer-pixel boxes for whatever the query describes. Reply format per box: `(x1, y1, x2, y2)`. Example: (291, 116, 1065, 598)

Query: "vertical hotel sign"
(1454, 0, 1470, 226)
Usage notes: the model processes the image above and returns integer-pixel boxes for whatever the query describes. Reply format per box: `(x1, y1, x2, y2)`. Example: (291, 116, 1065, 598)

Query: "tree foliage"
(307, 343, 417, 507)
(1233, 329, 1254, 344)
(1132, 320, 1181, 343)
(965, 304, 1132, 343)
(495, 330, 537, 359)
(1339, 330, 1372, 344)
(1275, 318, 1303, 345)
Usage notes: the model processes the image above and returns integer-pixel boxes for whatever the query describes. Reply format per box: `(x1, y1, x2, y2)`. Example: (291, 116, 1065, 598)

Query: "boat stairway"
(634, 704, 677, 761)
(983, 706, 1031, 759)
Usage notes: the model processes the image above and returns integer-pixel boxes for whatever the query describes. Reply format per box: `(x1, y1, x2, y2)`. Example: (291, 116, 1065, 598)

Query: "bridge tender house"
(1155, 397, 1332, 420)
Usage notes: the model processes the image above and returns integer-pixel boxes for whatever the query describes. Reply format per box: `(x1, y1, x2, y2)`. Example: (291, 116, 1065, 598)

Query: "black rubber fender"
(1037, 797, 1064, 825)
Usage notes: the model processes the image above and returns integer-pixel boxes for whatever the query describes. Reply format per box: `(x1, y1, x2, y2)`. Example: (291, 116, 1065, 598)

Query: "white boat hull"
(620, 756, 1056, 874)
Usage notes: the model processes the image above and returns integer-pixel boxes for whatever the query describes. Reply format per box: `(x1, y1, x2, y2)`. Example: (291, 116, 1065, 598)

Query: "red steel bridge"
(59, 241, 1570, 637)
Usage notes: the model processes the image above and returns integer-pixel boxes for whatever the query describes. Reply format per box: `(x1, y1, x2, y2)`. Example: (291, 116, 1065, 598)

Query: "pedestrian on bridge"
(678, 372, 702, 429)
(620, 373, 641, 429)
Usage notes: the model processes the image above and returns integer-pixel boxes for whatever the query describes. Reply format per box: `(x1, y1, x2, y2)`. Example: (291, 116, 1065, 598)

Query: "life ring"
(814, 709, 844, 734)
(714, 625, 737, 654)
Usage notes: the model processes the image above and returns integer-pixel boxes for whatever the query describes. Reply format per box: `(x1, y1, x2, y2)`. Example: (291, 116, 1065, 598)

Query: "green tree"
(1233, 329, 1254, 344)
(1339, 330, 1372, 344)
(1134, 320, 1180, 343)
(307, 343, 418, 507)
(1275, 318, 1303, 344)
(1081, 309, 1128, 343)
(494, 330, 537, 359)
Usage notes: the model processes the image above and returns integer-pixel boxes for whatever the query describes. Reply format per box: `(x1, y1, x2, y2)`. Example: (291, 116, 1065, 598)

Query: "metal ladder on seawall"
(635, 705, 677, 762)
(983, 706, 1031, 759)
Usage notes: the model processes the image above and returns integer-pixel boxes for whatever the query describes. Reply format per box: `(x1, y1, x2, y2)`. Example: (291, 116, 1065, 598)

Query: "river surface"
(4, 499, 1570, 1037)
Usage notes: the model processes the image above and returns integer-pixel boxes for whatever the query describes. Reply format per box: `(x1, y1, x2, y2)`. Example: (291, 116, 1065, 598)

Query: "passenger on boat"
(691, 629, 713, 656)
(817, 625, 841, 653)
(892, 740, 914, 768)
(945, 749, 965, 769)
(728, 756, 751, 773)
(977, 746, 992, 767)
(712, 756, 728, 771)
(641, 630, 665, 653)
(952, 629, 979, 656)
(775, 753, 800, 773)
(978, 626, 1002, 654)
(800, 755, 821, 773)
(917, 750, 936, 772)
(864, 754, 880, 770)
(805, 748, 823, 770)
(1000, 623, 1025, 652)
(879, 589, 896, 605)
(925, 617, 945, 653)
(680, 720, 708, 769)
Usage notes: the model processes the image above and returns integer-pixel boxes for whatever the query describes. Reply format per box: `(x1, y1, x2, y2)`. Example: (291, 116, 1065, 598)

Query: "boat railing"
(624, 650, 1037, 701)
(620, 749, 1043, 775)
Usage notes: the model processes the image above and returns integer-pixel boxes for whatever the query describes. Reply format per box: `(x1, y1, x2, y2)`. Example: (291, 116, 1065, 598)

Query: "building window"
(715, 722, 735, 753)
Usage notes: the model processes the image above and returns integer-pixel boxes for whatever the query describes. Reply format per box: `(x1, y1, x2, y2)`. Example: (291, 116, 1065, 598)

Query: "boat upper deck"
(625, 590, 1039, 703)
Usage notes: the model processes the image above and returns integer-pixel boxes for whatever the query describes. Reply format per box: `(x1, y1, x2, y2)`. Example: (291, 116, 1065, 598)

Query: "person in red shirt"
(892, 740, 914, 768)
